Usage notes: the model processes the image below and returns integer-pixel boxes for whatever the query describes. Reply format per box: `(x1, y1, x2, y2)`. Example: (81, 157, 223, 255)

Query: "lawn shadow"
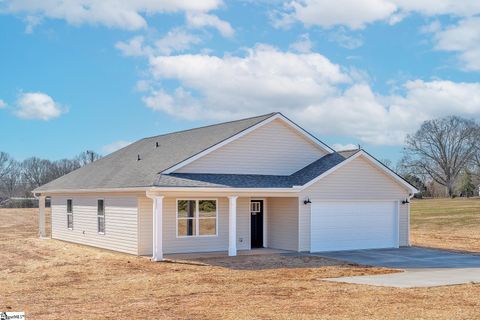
(163, 252, 366, 270)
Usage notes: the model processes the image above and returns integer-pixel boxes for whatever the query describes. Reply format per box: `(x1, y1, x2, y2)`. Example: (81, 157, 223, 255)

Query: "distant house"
(34, 113, 417, 260)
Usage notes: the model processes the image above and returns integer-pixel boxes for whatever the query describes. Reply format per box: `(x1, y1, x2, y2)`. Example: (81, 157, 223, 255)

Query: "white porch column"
(152, 196, 164, 261)
(38, 195, 46, 238)
(228, 195, 238, 257)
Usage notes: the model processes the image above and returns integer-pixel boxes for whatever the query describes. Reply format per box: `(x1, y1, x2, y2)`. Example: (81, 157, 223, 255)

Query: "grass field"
(411, 197, 480, 253)
(1, 200, 479, 319)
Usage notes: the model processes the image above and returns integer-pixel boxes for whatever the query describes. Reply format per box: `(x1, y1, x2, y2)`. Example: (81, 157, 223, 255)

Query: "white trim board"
(162, 113, 333, 174)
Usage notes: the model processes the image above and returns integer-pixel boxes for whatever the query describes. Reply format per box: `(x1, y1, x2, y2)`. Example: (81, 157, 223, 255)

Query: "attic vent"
(137, 154, 141, 161)
(155, 142, 159, 148)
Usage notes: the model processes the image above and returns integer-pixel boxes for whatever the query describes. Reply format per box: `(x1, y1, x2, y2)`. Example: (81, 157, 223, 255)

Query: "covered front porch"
(144, 191, 300, 261)
(165, 248, 294, 260)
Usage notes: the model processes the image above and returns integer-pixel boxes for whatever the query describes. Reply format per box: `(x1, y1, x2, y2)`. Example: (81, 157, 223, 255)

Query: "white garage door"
(310, 201, 398, 252)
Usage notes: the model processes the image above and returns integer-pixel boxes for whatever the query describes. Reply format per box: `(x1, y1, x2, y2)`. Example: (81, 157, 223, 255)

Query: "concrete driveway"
(315, 247, 480, 288)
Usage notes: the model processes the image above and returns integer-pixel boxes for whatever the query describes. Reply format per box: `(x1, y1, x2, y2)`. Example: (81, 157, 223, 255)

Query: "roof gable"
(171, 117, 330, 175)
(163, 113, 333, 174)
(299, 150, 418, 194)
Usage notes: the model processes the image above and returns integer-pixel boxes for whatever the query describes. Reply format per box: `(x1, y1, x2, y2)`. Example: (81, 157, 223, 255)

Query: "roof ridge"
(140, 112, 278, 141)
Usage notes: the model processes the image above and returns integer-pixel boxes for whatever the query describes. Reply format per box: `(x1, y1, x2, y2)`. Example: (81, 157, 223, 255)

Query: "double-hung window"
(177, 199, 217, 237)
(97, 199, 105, 234)
(67, 199, 73, 229)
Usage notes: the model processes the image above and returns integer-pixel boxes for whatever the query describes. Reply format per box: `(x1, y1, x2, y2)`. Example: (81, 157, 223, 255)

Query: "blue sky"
(1, 1, 480, 164)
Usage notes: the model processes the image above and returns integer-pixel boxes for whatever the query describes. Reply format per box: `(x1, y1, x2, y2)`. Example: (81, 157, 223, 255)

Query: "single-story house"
(34, 112, 417, 261)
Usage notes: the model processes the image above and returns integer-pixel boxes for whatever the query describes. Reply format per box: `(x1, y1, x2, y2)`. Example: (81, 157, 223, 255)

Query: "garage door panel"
(316, 219, 394, 229)
(315, 218, 395, 229)
(317, 229, 395, 239)
(310, 201, 398, 252)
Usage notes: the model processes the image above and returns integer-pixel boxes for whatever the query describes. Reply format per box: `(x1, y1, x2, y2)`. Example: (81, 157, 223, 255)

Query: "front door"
(250, 200, 264, 248)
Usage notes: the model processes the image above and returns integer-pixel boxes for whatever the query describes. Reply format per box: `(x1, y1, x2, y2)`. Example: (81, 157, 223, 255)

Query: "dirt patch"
(1, 208, 480, 319)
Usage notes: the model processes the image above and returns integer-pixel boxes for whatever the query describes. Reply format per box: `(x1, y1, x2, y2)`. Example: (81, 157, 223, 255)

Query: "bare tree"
(380, 158, 393, 169)
(0, 150, 104, 207)
(0, 160, 22, 198)
(402, 116, 479, 197)
(76, 150, 101, 167)
(21, 157, 54, 189)
(0, 151, 13, 180)
(50, 159, 81, 178)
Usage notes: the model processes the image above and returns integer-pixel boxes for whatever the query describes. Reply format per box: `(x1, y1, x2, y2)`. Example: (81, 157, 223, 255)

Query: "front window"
(177, 199, 217, 237)
(66, 199, 73, 229)
(97, 199, 105, 234)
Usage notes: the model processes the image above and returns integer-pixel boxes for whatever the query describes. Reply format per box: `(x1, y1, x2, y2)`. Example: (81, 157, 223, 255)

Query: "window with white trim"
(177, 199, 217, 237)
(67, 199, 73, 229)
(97, 199, 105, 234)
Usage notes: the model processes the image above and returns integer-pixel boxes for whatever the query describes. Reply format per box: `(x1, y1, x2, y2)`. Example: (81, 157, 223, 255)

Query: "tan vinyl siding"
(399, 203, 409, 246)
(236, 197, 251, 250)
(175, 119, 327, 175)
(298, 156, 410, 251)
(51, 195, 138, 254)
(136, 196, 251, 255)
(298, 202, 310, 252)
(267, 197, 299, 251)
(137, 196, 153, 255)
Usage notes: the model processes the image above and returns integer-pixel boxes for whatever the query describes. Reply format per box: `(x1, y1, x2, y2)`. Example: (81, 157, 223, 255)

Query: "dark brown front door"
(251, 200, 263, 248)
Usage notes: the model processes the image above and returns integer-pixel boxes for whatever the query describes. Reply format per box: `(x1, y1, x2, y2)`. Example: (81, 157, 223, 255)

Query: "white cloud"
(186, 12, 234, 38)
(297, 80, 480, 144)
(24, 15, 42, 33)
(392, 0, 480, 17)
(155, 28, 202, 55)
(328, 28, 363, 49)
(289, 33, 313, 53)
(2, 0, 223, 31)
(138, 45, 480, 145)
(332, 143, 358, 151)
(0, 99, 6, 108)
(135, 80, 152, 92)
(101, 140, 132, 154)
(280, 0, 397, 30)
(115, 36, 150, 57)
(431, 17, 480, 71)
(420, 20, 441, 34)
(277, 0, 480, 30)
(147, 44, 350, 118)
(15, 92, 65, 120)
(116, 29, 202, 58)
(274, 1, 480, 71)
(391, 79, 480, 118)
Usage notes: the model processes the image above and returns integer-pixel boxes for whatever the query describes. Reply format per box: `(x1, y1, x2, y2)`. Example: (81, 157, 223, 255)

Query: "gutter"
(32, 186, 301, 195)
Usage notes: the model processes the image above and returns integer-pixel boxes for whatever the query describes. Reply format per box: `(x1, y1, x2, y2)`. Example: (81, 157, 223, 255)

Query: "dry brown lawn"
(411, 197, 480, 253)
(1, 206, 480, 319)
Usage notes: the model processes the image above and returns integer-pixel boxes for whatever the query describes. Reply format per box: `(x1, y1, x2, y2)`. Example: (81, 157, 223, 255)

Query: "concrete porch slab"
(165, 248, 293, 260)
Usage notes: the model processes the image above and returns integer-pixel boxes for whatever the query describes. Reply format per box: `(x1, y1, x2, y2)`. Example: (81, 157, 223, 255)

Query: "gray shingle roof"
(35, 113, 278, 191)
(35, 112, 358, 192)
(151, 150, 359, 188)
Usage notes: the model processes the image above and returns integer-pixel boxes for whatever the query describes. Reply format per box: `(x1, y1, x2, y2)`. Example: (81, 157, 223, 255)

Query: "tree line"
(0, 151, 101, 205)
(400, 116, 480, 198)
(1, 115, 479, 202)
